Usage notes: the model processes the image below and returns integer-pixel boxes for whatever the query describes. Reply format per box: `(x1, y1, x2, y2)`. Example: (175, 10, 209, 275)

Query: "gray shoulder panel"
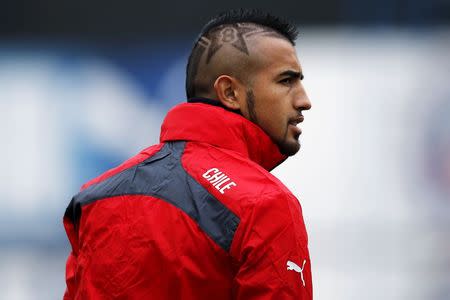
(64, 142, 240, 252)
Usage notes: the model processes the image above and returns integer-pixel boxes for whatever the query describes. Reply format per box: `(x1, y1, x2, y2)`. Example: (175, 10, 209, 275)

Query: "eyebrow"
(279, 70, 304, 80)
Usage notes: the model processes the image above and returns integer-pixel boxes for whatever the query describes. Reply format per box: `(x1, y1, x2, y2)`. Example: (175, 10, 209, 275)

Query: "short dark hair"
(185, 9, 299, 99)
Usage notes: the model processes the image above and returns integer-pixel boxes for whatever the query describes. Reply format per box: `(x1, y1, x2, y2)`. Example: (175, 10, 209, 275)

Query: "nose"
(294, 85, 312, 111)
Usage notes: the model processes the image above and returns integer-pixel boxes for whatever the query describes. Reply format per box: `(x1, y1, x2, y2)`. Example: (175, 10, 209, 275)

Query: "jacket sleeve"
(63, 251, 77, 300)
(62, 210, 79, 300)
(231, 192, 313, 300)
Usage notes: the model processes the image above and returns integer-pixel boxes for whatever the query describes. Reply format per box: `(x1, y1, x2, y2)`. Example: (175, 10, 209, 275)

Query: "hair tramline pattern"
(200, 23, 286, 64)
(185, 9, 299, 98)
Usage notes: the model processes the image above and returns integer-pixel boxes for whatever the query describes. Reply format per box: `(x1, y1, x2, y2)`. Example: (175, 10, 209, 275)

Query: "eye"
(279, 77, 294, 85)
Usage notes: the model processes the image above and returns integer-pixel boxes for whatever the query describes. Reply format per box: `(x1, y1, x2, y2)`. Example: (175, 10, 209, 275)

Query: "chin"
(278, 140, 301, 156)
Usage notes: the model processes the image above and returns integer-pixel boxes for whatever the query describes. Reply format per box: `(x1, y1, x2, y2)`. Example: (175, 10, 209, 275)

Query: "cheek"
(257, 100, 288, 136)
(252, 84, 289, 133)
(263, 92, 290, 120)
(256, 89, 283, 114)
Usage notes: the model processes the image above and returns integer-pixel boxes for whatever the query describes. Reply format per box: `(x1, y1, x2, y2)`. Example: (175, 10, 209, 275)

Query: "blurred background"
(1, 1, 449, 299)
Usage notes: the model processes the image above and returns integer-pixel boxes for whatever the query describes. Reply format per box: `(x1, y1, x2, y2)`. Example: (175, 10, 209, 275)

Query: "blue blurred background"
(1, 1, 449, 299)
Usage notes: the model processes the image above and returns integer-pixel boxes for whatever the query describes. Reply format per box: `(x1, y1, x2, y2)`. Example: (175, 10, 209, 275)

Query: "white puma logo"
(287, 260, 306, 287)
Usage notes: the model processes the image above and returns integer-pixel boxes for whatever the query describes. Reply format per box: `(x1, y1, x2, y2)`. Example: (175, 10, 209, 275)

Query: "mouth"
(288, 115, 304, 135)
(288, 115, 304, 126)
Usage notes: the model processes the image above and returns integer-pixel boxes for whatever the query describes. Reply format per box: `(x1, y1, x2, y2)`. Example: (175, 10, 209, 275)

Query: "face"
(240, 37, 311, 156)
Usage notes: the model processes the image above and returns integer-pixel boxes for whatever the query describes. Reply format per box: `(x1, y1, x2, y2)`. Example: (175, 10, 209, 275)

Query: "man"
(63, 9, 312, 299)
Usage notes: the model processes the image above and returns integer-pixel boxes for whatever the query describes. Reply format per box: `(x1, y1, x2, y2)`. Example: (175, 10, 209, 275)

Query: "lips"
(288, 115, 304, 137)
(288, 115, 304, 126)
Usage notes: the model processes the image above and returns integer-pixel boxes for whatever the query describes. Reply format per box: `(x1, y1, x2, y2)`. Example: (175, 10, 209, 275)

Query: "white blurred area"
(0, 54, 166, 299)
(1, 28, 449, 299)
(275, 28, 450, 300)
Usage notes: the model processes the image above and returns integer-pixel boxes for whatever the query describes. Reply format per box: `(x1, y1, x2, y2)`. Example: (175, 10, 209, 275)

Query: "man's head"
(186, 9, 311, 156)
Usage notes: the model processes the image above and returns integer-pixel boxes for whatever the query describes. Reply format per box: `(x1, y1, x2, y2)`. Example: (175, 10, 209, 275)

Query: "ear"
(213, 75, 244, 110)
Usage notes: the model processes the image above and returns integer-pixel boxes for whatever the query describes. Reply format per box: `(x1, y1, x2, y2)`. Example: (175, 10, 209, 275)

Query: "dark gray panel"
(64, 141, 240, 252)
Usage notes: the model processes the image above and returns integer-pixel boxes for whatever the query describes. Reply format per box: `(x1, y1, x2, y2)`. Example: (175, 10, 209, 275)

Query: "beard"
(277, 131, 301, 156)
(245, 88, 258, 123)
(246, 89, 300, 156)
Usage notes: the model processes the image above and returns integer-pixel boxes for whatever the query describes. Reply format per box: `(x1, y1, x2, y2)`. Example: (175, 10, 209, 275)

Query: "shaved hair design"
(186, 9, 299, 99)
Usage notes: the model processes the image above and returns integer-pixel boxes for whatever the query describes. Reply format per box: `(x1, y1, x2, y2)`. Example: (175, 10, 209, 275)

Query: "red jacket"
(63, 100, 312, 299)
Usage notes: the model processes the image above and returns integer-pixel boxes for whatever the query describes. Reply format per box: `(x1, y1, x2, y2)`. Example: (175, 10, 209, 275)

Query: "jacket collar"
(160, 99, 287, 171)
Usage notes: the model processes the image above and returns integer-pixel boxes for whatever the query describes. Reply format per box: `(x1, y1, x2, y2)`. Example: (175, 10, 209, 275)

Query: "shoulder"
(180, 141, 308, 244)
(80, 143, 164, 190)
(181, 141, 299, 213)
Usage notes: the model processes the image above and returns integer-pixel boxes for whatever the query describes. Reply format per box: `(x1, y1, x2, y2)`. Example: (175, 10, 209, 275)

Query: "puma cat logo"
(287, 260, 306, 287)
